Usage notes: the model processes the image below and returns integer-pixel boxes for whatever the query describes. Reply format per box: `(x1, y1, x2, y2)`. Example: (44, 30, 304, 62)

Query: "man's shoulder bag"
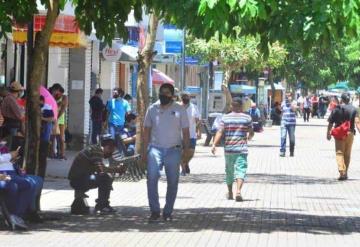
(331, 106, 350, 140)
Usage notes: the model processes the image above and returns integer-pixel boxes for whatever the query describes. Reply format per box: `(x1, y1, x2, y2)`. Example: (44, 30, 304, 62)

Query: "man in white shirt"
(180, 92, 201, 176)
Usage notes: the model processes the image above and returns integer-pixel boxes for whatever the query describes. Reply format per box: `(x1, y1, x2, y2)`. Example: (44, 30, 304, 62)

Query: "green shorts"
(224, 153, 248, 184)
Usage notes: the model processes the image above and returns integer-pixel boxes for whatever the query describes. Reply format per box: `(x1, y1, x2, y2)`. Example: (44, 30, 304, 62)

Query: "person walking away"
(248, 103, 262, 132)
(327, 93, 360, 180)
(270, 102, 282, 125)
(38, 96, 54, 178)
(212, 97, 254, 202)
(89, 88, 105, 144)
(180, 92, 201, 176)
(311, 94, 319, 118)
(280, 95, 297, 157)
(318, 94, 328, 118)
(1, 82, 25, 147)
(143, 83, 191, 222)
(296, 95, 304, 118)
(303, 97, 311, 122)
(328, 96, 339, 113)
(105, 88, 131, 149)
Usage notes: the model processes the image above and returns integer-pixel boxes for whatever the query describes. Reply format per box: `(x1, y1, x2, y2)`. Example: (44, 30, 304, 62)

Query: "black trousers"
(303, 108, 310, 122)
(70, 173, 113, 208)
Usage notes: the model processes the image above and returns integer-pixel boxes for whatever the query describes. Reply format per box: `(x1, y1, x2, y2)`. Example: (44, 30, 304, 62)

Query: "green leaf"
(239, 0, 247, 9)
(207, 0, 219, 9)
(227, 0, 237, 9)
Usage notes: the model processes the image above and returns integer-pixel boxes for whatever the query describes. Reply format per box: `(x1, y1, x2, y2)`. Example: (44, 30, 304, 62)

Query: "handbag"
(331, 121, 350, 140)
(331, 106, 350, 140)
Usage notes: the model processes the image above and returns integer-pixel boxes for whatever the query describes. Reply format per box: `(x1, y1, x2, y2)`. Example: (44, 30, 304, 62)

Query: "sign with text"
(102, 43, 121, 62)
(164, 25, 183, 54)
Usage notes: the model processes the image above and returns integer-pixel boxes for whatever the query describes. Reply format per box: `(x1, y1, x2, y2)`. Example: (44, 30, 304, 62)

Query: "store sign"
(102, 44, 121, 62)
(164, 24, 183, 54)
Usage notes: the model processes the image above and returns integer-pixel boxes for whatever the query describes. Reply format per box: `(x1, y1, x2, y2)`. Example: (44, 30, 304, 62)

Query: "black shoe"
(185, 165, 190, 174)
(235, 194, 243, 202)
(338, 175, 347, 181)
(163, 213, 173, 222)
(95, 205, 116, 214)
(148, 212, 160, 223)
(25, 212, 44, 223)
(290, 153, 294, 157)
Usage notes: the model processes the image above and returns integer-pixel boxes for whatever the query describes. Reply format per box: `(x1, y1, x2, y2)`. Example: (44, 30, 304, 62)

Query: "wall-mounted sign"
(164, 24, 183, 54)
(102, 43, 121, 62)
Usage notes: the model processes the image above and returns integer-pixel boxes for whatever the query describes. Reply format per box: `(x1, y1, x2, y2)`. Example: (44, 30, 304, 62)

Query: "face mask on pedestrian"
(159, 94, 172, 105)
(113, 92, 119, 99)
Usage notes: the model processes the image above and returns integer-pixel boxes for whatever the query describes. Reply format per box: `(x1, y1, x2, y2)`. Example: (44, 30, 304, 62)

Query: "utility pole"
(180, 28, 186, 91)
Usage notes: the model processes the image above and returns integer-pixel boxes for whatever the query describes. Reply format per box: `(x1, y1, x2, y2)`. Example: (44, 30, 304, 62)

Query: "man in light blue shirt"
(106, 88, 131, 148)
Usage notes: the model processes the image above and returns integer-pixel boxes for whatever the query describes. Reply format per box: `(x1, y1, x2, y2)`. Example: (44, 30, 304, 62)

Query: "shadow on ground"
(178, 173, 336, 185)
(2, 206, 359, 235)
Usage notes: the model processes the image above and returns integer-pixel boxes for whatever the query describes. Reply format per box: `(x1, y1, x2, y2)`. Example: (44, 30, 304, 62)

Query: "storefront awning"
(12, 14, 87, 48)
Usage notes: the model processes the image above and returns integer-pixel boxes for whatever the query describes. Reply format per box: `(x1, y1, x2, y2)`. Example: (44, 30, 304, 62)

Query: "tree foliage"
(187, 0, 360, 55)
(281, 39, 360, 90)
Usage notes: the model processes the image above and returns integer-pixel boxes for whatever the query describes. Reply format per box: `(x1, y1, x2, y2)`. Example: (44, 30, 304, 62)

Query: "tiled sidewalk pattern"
(2, 119, 360, 247)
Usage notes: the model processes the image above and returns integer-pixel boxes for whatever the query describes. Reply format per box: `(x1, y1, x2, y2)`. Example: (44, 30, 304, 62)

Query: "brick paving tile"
(2, 118, 360, 247)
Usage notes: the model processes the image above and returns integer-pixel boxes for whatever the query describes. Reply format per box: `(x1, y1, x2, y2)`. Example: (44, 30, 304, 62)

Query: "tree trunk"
(269, 70, 276, 107)
(25, 0, 59, 175)
(222, 68, 232, 113)
(135, 14, 159, 170)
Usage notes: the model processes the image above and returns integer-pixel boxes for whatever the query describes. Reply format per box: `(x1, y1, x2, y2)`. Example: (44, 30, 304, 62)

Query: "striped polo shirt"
(219, 112, 253, 154)
(281, 100, 296, 126)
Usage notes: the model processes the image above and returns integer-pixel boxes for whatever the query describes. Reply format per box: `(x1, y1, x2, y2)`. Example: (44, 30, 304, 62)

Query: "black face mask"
(113, 94, 119, 99)
(159, 95, 172, 105)
(182, 98, 190, 105)
(40, 104, 44, 108)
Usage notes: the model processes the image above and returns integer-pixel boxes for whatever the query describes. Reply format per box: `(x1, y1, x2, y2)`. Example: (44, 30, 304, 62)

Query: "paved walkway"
(2, 118, 360, 247)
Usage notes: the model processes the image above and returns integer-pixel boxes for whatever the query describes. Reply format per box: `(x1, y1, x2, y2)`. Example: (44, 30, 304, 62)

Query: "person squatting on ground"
(143, 83, 191, 222)
(180, 92, 201, 176)
(212, 97, 254, 202)
(68, 135, 126, 214)
(279, 95, 297, 157)
(327, 93, 360, 180)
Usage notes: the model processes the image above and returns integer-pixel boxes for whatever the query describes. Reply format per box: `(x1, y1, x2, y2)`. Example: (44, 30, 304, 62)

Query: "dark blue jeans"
(280, 125, 296, 154)
(0, 171, 43, 216)
(91, 121, 102, 144)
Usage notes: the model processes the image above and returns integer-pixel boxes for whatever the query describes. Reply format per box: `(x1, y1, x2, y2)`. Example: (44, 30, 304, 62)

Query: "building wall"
(48, 47, 69, 91)
(67, 42, 92, 149)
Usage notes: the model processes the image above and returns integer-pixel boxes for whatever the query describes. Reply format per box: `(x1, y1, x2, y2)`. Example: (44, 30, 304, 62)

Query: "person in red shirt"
(311, 95, 319, 118)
